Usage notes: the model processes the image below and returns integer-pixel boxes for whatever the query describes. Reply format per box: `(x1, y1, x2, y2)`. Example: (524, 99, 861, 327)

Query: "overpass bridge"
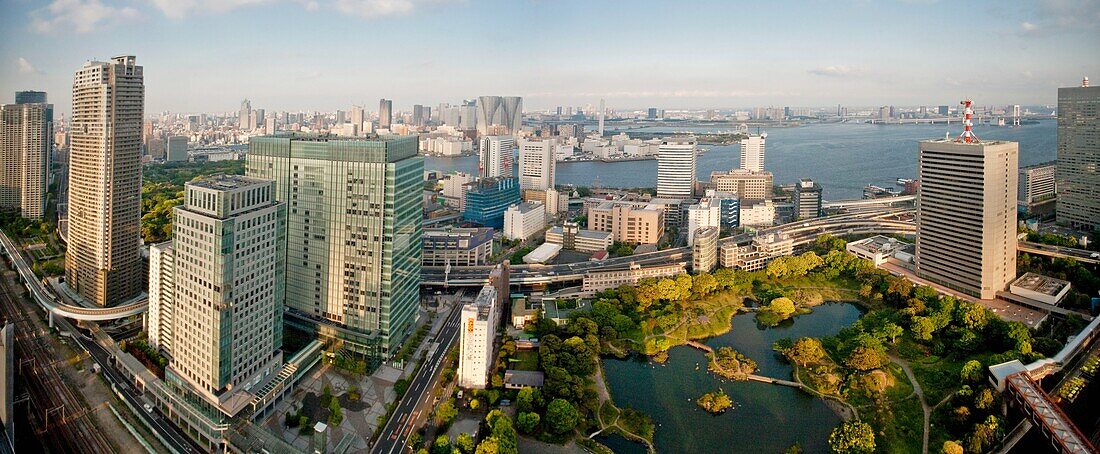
(0, 229, 147, 322)
(1004, 373, 1095, 454)
(822, 195, 916, 210)
(1018, 242, 1100, 265)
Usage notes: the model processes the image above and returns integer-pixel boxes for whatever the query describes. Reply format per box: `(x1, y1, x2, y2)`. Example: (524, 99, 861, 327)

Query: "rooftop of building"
(1011, 272, 1071, 297)
(711, 169, 774, 177)
(188, 174, 270, 191)
(1020, 161, 1057, 171)
(509, 201, 544, 213)
(504, 370, 545, 388)
(921, 138, 1012, 146)
(577, 229, 612, 240)
(424, 226, 494, 237)
(661, 136, 697, 145)
(848, 235, 911, 254)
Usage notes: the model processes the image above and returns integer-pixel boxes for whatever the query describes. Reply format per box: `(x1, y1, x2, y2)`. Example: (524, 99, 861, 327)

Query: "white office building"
(519, 138, 556, 191)
(479, 135, 515, 179)
(458, 285, 500, 389)
(917, 139, 1018, 300)
(740, 200, 776, 227)
(503, 201, 546, 241)
(656, 136, 697, 199)
(159, 175, 287, 415)
(740, 133, 766, 172)
(146, 242, 174, 355)
(686, 198, 722, 245)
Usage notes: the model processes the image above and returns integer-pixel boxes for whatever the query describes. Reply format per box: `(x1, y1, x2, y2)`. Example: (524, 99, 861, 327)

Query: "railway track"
(0, 255, 114, 453)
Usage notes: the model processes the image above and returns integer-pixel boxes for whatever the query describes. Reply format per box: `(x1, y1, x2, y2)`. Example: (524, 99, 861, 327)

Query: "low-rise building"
(511, 297, 541, 329)
(523, 188, 566, 216)
(711, 169, 773, 202)
(588, 202, 665, 245)
(423, 227, 494, 266)
(1018, 162, 1056, 217)
(545, 221, 613, 253)
(846, 235, 913, 266)
(719, 233, 794, 271)
(523, 243, 562, 264)
(503, 370, 545, 390)
(740, 200, 776, 227)
(582, 262, 686, 293)
(1009, 272, 1071, 306)
(458, 286, 501, 389)
(503, 201, 547, 241)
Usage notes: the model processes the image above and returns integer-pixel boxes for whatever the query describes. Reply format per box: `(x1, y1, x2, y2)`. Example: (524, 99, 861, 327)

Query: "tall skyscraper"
(350, 105, 365, 132)
(150, 176, 286, 414)
(647, 107, 657, 119)
(917, 138, 1018, 300)
(1056, 77, 1099, 230)
(740, 133, 766, 172)
(379, 98, 393, 129)
(67, 56, 144, 307)
(239, 98, 251, 130)
(1, 92, 52, 219)
(479, 135, 515, 179)
(412, 104, 427, 126)
(598, 99, 605, 136)
(793, 178, 823, 220)
(518, 137, 555, 191)
(476, 96, 522, 136)
(656, 136, 697, 199)
(247, 134, 422, 362)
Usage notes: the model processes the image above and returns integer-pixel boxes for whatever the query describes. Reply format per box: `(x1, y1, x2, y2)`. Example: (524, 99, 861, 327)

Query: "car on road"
(144, 403, 153, 413)
(1091, 253, 1100, 259)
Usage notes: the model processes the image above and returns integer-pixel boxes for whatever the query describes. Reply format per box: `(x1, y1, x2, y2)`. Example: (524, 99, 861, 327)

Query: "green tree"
(431, 435, 452, 454)
(828, 420, 876, 454)
(960, 360, 983, 383)
(409, 432, 424, 450)
(516, 387, 544, 413)
(692, 272, 718, 298)
(911, 316, 935, 341)
(966, 416, 1003, 453)
(545, 399, 580, 435)
(475, 438, 500, 454)
(881, 323, 904, 344)
(437, 399, 458, 425)
(941, 440, 964, 454)
(845, 346, 887, 371)
(455, 433, 475, 454)
(516, 412, 540, 434)
(787, 337, 826, 367)
(769, 297, 797, 318)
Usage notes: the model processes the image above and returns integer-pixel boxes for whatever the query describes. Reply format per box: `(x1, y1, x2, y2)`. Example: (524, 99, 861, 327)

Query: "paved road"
(372, 307, 463, 454)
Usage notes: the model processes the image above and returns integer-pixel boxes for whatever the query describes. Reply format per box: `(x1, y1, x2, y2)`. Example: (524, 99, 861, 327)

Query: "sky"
(1, 0, 1098, 116)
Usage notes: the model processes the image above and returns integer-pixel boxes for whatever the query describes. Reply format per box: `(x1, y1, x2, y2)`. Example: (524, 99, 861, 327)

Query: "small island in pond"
(708, 347, 757, 380)
(696, 389, 733, 414)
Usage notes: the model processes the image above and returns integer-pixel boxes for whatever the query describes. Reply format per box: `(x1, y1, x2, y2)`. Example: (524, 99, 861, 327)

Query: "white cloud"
(31, 0, 141, 34)
(808, 65, 860, 77)
(331, 0, 447, 18)
(146, 0, 274, 19)
(18, 57, 41, 74)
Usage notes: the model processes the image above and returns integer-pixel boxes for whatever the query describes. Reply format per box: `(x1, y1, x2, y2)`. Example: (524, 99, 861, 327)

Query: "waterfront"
(424, 120, 1055, 200)
(602, 303, 862, 453)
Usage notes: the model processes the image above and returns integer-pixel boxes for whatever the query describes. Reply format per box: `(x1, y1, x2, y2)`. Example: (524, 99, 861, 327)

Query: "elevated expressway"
(0, 229, 147, 322)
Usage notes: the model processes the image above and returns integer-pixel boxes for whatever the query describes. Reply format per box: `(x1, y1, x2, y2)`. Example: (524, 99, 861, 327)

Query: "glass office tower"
(247, 134, 422, 367)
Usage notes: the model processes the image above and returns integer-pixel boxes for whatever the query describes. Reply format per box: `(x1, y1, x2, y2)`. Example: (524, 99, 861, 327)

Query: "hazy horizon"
(2, 0, 1097, 117)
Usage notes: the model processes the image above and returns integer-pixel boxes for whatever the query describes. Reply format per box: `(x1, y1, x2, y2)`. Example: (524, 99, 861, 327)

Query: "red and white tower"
(955, 98, 980, 143)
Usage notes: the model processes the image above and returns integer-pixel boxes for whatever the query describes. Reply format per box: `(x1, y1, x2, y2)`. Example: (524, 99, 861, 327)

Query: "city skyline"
(2, 1, 1098, 116)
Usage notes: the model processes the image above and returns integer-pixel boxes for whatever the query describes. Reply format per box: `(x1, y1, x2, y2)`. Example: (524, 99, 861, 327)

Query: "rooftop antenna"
(954, 98, 980, 143)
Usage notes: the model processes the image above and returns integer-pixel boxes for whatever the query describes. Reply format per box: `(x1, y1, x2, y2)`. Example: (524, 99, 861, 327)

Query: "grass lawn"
(509, 350, 540, 371)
